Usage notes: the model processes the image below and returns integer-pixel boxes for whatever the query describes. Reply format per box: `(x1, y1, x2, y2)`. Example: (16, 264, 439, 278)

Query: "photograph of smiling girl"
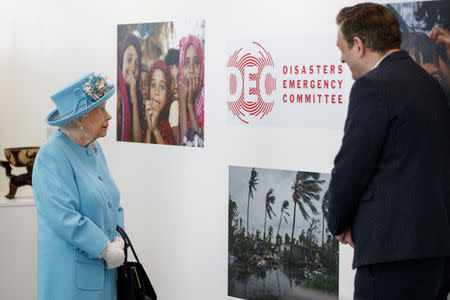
(117, 20, 205, 147)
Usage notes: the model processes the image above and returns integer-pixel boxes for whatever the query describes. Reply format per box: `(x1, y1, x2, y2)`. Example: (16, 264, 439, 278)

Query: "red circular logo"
(227, 42, 276, 124)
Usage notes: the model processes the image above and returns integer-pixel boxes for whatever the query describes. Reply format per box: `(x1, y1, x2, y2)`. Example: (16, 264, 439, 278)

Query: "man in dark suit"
(327, 3, 450, 299)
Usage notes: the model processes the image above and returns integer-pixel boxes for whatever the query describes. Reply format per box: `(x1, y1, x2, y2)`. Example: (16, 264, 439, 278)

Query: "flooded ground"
(228, 255, 337, 300)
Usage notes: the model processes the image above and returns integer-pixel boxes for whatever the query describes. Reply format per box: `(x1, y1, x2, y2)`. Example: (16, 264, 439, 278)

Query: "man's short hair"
(401, 32, 439, 65)
(337, 2, 402, 53)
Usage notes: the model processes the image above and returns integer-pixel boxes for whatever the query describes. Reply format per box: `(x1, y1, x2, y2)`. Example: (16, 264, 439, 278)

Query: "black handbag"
(116, 226, 157, 300)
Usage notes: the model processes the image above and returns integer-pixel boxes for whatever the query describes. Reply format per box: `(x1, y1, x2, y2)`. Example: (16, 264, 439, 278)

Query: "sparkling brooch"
(83, 74, 112, 101)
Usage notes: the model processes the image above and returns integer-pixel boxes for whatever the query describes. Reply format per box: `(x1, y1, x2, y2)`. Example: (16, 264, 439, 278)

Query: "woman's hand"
(102, 240, 125, 269)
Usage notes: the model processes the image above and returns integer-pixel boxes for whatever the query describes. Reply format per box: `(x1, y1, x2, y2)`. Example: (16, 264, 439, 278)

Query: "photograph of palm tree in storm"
(228, 166, 338, 300)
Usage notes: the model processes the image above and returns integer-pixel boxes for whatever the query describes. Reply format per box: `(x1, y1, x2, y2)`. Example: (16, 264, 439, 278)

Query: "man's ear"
(353, 36, 366, 58)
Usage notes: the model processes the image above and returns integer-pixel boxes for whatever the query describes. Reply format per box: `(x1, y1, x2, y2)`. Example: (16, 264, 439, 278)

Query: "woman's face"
(82, 103, 112, 140)
(182, 44, 201, 79)
(169, 65, 179, 102)
(149, 68, 168, 114)
(122, 45, 139, 80)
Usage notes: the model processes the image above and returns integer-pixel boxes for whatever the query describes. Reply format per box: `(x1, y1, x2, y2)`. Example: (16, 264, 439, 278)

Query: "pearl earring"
(80, 126, 84, 130)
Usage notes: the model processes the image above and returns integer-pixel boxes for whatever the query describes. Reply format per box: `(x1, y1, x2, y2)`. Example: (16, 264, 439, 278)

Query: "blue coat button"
(98, 176, 104, 181)
(107, 202, 112, 208)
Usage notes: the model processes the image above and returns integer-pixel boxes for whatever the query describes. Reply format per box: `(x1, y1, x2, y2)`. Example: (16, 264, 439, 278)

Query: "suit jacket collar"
(377, 50, 410, 68)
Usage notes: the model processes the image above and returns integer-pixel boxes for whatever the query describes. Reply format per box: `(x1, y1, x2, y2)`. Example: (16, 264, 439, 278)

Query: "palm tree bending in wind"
(246, 168, 258, 237)
(263, 188, 276, 242)
(290, 172, 324, 257)
(276, 200, 290, 238)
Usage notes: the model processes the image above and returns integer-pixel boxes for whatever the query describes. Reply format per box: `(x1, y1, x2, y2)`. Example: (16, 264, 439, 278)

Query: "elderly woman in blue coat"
(33, 73, 125, 300)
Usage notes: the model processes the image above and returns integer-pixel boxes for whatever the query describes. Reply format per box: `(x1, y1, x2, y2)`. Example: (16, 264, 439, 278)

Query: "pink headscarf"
(117, 34, 141, 142)
(117, 68, 130, 141)
(178, 35, 205, 129)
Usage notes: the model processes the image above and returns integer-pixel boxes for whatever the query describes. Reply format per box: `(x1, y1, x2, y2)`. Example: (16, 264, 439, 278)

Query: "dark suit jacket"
(327, 50, 450, 269)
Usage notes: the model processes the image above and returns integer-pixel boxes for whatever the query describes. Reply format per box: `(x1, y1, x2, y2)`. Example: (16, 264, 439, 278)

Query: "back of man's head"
(337, 2, 402, 53)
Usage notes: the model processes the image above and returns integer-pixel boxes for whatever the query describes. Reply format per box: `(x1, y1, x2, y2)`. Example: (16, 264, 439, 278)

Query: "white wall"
(0, 0, 412, 299)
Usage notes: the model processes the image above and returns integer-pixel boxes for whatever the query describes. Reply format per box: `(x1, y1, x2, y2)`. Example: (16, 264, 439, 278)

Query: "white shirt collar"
(371, 49, 402, 70)
(371, 53, 390, 70)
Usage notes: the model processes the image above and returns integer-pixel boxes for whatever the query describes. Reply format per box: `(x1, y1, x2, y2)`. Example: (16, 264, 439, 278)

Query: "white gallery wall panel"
(0, 0, 421, 299)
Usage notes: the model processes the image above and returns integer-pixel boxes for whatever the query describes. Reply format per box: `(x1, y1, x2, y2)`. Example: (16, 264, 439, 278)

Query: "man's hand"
(336, 228, 355, 248)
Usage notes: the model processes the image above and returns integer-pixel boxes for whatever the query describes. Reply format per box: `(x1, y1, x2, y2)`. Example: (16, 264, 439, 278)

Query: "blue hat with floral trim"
(46, 73, 115, 126)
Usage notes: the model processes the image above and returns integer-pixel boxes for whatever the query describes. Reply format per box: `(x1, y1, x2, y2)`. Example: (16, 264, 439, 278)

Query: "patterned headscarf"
(178, 35, 205, 83)
(178, 35, 205, 128)
(149, 59, 170, 114)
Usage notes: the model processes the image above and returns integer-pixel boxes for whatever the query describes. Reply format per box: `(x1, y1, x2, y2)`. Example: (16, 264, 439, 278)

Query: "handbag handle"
(116, 226, 142, 265)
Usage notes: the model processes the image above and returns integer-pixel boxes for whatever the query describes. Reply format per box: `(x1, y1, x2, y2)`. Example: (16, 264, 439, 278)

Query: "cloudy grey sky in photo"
(229, 165, 331, 245)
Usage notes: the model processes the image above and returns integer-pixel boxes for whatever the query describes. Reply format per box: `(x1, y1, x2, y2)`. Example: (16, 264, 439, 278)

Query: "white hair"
(58, 112, 90, 132)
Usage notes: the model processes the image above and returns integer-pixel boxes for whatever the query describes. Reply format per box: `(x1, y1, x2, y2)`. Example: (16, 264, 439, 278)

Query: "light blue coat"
(33, 130, 124, 300)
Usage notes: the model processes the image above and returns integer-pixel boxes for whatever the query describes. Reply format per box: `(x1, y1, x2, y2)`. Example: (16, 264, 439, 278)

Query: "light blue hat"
(46, 72, 115, 126)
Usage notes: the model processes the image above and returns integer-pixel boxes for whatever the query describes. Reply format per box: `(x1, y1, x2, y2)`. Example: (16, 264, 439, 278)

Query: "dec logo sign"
(226, 42, 277, 124)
